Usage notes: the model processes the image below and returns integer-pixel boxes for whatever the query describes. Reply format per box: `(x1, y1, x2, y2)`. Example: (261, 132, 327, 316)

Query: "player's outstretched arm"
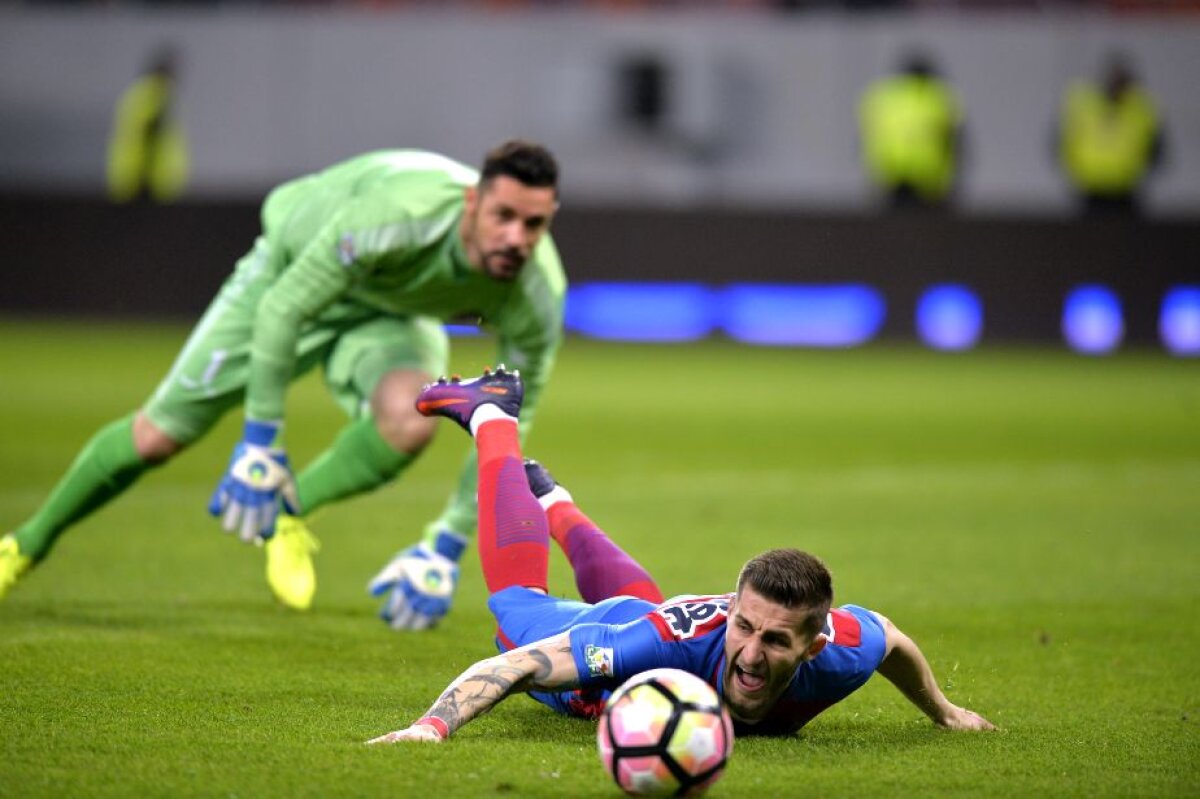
(366, 632, 580, 744)
(876, 615, 996, 731)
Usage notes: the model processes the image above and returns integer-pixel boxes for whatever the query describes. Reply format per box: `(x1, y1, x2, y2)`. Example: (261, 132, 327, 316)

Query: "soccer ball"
(597, 668, 734, 796)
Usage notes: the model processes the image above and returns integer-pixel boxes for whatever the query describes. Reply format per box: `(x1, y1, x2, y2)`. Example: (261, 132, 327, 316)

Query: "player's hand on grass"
(368, 539, 460, 630)
(366, 722, 446, 744)
(937, 705, 996, 731)
(207, 420, 298, 543)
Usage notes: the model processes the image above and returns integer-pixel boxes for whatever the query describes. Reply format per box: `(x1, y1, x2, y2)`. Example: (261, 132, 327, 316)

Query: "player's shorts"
(141, 236, 450, 444)
(489, 586, 655, 651)
(488, 586, 655, 720)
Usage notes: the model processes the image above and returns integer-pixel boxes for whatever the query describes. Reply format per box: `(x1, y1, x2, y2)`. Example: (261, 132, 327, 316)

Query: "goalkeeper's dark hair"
(736, 549, 833, 640)
(480, 139, 559, 193)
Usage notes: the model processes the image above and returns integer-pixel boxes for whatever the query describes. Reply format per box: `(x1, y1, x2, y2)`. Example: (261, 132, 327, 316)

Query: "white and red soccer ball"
(597, 668, 734, 796)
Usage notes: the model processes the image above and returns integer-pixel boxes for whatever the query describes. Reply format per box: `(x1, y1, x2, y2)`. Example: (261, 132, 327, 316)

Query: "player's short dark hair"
(480, 139, 559, 192)
(735, 549, 833, 640)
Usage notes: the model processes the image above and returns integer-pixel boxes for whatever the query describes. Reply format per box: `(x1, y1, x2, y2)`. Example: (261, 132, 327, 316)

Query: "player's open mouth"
(734, 664, 766, 692)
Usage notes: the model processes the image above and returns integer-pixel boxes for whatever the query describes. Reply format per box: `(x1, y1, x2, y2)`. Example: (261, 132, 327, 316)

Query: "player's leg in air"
(413, 365, 662, 604)
(414, 366, 663, 718)
(523, 458, 662, 605)
(413, 366, 549, 595)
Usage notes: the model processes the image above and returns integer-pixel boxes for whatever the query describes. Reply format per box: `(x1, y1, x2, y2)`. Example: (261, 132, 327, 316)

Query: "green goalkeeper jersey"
(240, 149, 566, 426)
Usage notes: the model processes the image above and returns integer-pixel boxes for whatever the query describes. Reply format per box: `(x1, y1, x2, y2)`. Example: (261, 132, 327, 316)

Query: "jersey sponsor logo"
(649, 594, 731, 642)
(585, 644, 615, 678)
(337, 233, 356, 267)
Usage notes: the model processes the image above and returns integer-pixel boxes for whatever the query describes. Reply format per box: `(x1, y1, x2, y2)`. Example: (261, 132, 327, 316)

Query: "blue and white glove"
(368, 530, 467, 631)
(207, 419, 298, 544)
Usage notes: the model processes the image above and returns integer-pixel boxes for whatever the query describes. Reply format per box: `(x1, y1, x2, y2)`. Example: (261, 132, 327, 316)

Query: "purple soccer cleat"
(415, 365, 524, 431)
(523, 458, 562, 499)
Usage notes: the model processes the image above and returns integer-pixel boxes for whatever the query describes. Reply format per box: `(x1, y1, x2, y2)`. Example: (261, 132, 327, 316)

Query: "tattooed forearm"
(524, 641, 576, 690)
(424, 662, 525, 733)
(419, 635, 580, 737)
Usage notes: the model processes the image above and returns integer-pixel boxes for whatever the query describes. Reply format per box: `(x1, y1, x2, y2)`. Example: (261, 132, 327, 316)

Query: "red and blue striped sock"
(545, 501, 663, 604)
(475, 418, 549, 594)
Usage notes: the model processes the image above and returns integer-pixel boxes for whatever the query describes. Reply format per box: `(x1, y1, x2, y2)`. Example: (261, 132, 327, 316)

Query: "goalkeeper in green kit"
(0, 140, 566, 629)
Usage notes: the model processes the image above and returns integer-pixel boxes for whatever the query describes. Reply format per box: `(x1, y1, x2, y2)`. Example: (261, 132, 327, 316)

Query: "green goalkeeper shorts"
(142, 237, 450, 445)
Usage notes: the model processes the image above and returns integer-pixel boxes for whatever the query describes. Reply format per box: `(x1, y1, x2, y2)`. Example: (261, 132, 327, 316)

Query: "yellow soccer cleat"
(1, 535, 33, 600)
(265, 516, 320, 611)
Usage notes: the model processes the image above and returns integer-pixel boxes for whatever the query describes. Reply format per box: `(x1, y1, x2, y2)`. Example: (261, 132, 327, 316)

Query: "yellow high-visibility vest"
(106, 74, 189, 203)
(859, 75, 961, 199)
(1060, 83, 1159, 196)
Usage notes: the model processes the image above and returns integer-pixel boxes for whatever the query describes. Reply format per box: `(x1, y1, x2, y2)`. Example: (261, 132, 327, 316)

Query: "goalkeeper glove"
(208, 419, 298, 543)
(368, 530, 467, 631)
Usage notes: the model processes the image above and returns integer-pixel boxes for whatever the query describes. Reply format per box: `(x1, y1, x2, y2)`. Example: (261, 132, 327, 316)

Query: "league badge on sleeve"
(585, 644, 615, 678)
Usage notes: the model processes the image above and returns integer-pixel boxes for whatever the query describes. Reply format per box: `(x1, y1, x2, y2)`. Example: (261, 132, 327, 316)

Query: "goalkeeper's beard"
(480, 248, 525, 281)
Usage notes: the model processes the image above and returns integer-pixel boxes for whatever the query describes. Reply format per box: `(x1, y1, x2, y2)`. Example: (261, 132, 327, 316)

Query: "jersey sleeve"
(810, 604, 889, 695)
(246, 199, 396, 422)
(567, 617, 693, 690)
(567, 594, 731, 690)
(837, 604, 887, 663)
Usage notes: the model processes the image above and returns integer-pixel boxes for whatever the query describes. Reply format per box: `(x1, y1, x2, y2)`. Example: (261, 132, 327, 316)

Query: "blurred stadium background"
(1, 0, 1198, 351)
(2, 5, 1199, 797)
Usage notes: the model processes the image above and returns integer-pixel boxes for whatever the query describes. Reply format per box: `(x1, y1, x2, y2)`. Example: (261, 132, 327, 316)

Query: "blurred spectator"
(1056, 52, 1165, 215)
(858, 51, 963, 210)
(106, 46, 189, 204)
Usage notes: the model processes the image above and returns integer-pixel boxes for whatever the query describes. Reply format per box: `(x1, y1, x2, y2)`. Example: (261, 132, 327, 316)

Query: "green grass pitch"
(1, 318, 1197, 798)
